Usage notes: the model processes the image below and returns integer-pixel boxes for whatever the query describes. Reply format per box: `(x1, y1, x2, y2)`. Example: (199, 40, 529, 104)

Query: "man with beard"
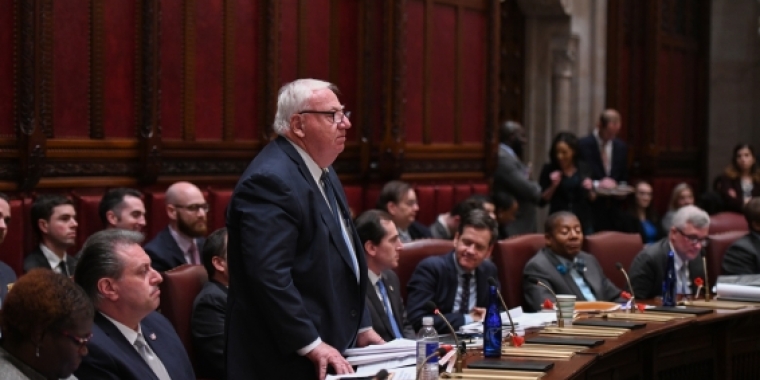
(492, 120, 541, 235)
(0, 193, 17, 303)
(144, 182, 207, 272)
(98, 188, 147, 232)
(74, 229, 195, 379)
(24, 194, 79, 275)
(522, 211, 624, 312)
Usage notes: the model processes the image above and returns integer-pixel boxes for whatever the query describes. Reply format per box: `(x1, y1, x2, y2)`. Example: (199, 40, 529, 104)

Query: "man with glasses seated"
(629, 205, 710, 299)
(144, 181, 208, 272)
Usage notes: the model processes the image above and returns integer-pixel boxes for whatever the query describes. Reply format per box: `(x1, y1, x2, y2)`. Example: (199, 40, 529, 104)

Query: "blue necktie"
(376, 279, 403, 339)
(320, 170, 341, 225)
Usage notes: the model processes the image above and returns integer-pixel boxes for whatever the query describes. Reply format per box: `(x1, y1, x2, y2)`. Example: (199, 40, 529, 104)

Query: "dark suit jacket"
(75, 312, 195, 380)
(538, 161, 595, 235)
(191, 280, 227, 379)
(628, 238, 705, 299)
(366, 270, 416, 341)
(522, 248, 623, 312)
(578, 134, 629, 233)
(716, 175, 760, 213)
(408, 221, 432, 241)
(406, 252, 498, 333)
(429, 219, 451, 240)
(143, 227, 205, 272)
(722, 233, 760, 275)
(225, 136, 371, 380)
(0, 261, 15, 303)
(23, 246, 78, 274)
(493, 147, 541, 235)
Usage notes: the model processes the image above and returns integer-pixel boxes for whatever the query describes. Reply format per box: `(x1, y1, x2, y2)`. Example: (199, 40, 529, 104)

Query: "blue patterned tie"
(377, 279, 403, 339)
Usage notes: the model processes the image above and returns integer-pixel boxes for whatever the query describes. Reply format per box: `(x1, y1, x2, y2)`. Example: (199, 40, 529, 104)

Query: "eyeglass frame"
(59, 330, 93, 349)
(674, 227, 709, 247)
(171, 203, 210, 213)
(298, 109, 351, 124)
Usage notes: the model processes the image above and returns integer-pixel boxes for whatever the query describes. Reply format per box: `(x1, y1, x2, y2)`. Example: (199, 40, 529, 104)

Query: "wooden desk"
(462, 305, 760, 380)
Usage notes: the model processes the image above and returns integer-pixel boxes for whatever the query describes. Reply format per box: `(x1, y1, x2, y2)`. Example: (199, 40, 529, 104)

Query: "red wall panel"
(160, 0, 184, 140)
(53, 0, 90, 137)
(429, 4, 456, 143)
(194, 0, 224, 140)
(0, 1, 13, 137)
(334, 0, 359, 141)
(301, 0, 331, 81)
(403, 0, 425, 143)
(232, 0, 260, 140)
(461, 9, 486, 143)
(103, 1, 136, 138)
(279, 0, 299, 84)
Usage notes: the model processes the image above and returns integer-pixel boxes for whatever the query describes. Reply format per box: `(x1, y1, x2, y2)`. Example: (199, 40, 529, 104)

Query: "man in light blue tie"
(356, 210, 416, 341)
(522, 211, 626, 312)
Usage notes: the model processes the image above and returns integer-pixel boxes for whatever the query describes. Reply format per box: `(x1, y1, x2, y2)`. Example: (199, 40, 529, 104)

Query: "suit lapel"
(542, 249, 585, 298)
(142, 319, 174, 379)
(384, 272, 405, 329)
(161, 228, 187, 267)
(367, 281, 394, 336)
(95, 314, 158, 380)
(443, 253, 459, 311)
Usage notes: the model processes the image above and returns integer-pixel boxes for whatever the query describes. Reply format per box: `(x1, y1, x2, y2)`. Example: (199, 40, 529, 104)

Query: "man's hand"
(728, 188, 737, 198)
(469, 307, 486, 322)
(305, 342, 353, 380)
(582, 178, 593, 190)
(356, 329, 385, 347)
(550, 171, 562, 187)
(599, 177, 618, 190)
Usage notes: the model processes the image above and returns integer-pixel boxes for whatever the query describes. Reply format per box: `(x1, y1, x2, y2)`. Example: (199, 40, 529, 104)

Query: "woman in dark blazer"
(716, 144, 760, 213)
(539, 132, 596, 234)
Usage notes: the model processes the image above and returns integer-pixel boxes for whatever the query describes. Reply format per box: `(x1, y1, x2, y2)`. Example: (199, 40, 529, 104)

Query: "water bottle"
(483, 285, 502, 358)
(662, 250, 677, 306)
(416, 316, 439, 380)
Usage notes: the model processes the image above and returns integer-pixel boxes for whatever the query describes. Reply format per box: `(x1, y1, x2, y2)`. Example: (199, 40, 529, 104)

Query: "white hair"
(272, 79, 337, 135)
(672, 205, 710, 230)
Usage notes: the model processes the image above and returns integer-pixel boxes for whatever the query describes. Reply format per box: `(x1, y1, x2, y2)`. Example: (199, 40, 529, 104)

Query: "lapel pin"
(149, 333, 157, 341)
(389, 285, 394, 292)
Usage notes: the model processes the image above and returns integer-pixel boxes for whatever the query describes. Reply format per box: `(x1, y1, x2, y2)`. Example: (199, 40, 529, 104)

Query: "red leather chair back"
(396, 239, 453, 301)
(706, 230, 746, 285)
(709, 212, 748, 235)
(493, 234, 545, 308)
(207, 189, 233, 233)
(159, 264, 208, 368)
(73, 194, 103, 252)
(583, 232, 644, 291)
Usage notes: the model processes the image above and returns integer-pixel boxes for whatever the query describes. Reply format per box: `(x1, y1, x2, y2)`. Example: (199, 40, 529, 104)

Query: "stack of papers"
(341, 339, 417, 377)
(459, 306, 558, 334)
(717, 275, 760, 301)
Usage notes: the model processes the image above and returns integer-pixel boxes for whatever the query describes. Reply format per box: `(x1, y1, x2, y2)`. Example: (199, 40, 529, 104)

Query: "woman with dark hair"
(716, 144, 760, 213)
(539, 131, 596, 234)
(0, 269, 94, 380)
(626, 181, 663, 244)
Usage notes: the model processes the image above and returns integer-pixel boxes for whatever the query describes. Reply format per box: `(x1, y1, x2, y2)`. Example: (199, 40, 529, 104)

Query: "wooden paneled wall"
(0, 0, 507, 193)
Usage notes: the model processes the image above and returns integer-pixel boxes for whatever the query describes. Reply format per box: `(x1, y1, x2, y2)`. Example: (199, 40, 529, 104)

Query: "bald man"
(144, 182, 208, 272)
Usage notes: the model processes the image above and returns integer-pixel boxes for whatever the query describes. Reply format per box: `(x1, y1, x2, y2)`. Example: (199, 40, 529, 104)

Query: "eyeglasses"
(59, 331, 93, 349)
(675, 228, 709, 247)
(298, 109, 351, 124)
(172, 203, 209, 213)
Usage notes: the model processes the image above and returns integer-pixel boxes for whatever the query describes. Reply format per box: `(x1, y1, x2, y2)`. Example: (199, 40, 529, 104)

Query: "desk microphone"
(425, 301, 463, 372)
(615, 262, 638, 312)
(373, 369, 389, 380)
(415, 347, 449, 380)
(701, 251, 711, 301)
(487, 277, 517, 339)
(527, 277, 565, 327)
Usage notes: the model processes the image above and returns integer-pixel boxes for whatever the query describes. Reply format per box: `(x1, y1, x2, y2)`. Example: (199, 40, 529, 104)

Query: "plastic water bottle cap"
(422, 316, 433, 326)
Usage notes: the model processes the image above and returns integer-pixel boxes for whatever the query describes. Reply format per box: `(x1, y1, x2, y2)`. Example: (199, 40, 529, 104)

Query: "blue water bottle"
(662, 250, 677, 306)
(483, 285, 502, 358)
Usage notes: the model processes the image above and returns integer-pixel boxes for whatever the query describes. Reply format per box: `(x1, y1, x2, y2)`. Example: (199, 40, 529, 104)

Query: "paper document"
(716, 282, 760, 301)
(325, 366, 416, 380)
(344, 339, 416, 356)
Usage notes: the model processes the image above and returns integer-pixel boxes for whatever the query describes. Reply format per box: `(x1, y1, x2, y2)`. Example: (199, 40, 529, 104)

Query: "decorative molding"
(0, 161, 19, 180)
(161, 159, 249, 175)
(40, 0, 53, 138)
(378, 0, 406, 180)
(90, 0, 104, 139)
(182, 0, 196, 141)
(43, 161, 137, 177)
(136, 0, 161, 184)
(516, 0, 571, 17)
(222, 0, 235, 141)
(401, 159, 484, 173)
(356, 0, 375, 178)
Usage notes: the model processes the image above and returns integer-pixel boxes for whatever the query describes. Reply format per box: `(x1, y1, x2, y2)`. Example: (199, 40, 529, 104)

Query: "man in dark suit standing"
(578, 109, 629, 232)
(407, 209, 499, 333)
(225, 79, 383, 380)
(191, 227, 229, 379)
(493, 121, 541, 236)
(0, 193, 17, 302)
(355, 210, 416, 341)
(629, 205, 710, 299)
(376, 180, 432, 242)
(144, 181, 207, 272)
(74, 229, 195, 380)
(723, 197, 760, 275)
(24, 194, 78, 275)
(523, 212, 625, 312)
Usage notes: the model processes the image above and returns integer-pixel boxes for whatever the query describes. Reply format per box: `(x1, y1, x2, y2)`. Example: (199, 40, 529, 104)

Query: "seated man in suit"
(74, 229, 195, 380)
(492, 192, 518, 239)
(24, 194, 78, 275)
(407, 209, 499, 333)
(429, 197, 484, 240)
(356, 210, 416, 341)
(98, 188, 147, 232)
(523, 211, 624, 312)
(376, 180, 431, 242)
(723, 197, 760, 275)
(629, 205, 710, 299)
(0, 193, 17, 302)
(191, 227, 229, 379)
(144, 181, 207, 272)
